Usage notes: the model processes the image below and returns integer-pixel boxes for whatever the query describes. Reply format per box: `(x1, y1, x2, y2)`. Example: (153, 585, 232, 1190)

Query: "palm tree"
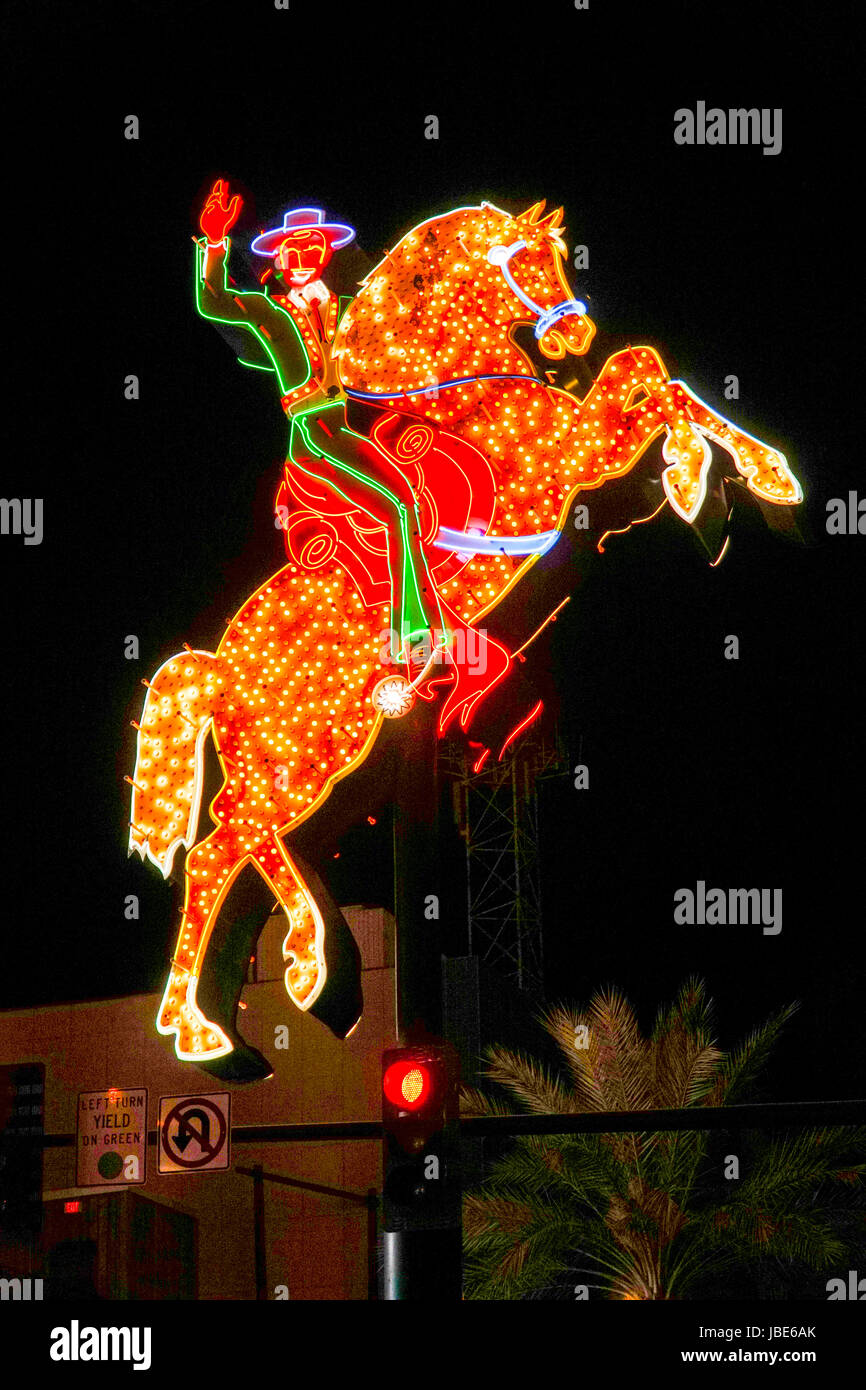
(461, 979, 866, 1299)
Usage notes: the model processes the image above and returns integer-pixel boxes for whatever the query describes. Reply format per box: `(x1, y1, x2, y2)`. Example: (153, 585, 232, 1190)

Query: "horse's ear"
(536, 207, 564, 231)
(521, 200, 546, 224)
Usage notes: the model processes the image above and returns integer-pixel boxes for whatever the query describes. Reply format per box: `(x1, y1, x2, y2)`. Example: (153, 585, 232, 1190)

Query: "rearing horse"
(129, 197, 801, 1079)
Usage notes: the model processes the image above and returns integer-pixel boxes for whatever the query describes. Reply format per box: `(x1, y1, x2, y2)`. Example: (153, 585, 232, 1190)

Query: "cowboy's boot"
(436, 614, 514, 735)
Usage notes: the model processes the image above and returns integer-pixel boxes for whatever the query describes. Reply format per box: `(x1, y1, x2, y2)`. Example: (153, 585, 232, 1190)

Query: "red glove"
(199, 178, 243, 244)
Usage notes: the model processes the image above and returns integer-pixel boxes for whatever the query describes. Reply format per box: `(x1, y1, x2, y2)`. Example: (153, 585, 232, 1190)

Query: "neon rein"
(344, 372, 540, 402)
(487, 240, 586, 339)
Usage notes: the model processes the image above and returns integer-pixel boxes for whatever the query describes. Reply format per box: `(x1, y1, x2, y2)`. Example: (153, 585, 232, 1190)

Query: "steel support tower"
(441, 729, 567, 998)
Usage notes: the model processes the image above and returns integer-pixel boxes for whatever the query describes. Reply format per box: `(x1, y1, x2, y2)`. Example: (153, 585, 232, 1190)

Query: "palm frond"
(463, 1188, 632, 1299)
(585, 987, 653, 1112)
(711, 1001, 799, 1105)
(647, 978, 724, 1109)
(652, 1026, 723, 1109)
(484, 1134, 621, 1206)
(641, 1127, 710, 1208)
(459, 1083, 516, 1118)
(480, 1043, 577, 1114)
(736, 1128, 866, 1204)
(651, 976, 715, 1043)
(540, 991, 653, 1113)
(463, 1190, 536, 1240)
(688, 1204, 850, 1270)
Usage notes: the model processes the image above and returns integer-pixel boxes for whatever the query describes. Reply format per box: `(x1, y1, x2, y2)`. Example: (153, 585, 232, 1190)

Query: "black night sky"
(3, 1, 862, 1106)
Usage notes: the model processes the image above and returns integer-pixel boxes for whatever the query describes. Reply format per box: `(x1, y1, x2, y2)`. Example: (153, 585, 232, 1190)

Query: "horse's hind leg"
(192, 862, 280, 1081)
(281, 846, 364, 1039)
(246, 836, 325, 1011)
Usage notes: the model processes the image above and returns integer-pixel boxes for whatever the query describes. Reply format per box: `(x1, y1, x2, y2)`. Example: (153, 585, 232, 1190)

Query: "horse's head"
(480, 198, 595, 359)
(334, 199, 595, 393)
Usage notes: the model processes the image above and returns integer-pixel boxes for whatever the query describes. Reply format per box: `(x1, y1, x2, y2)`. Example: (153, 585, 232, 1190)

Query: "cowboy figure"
(250, 203, 354, 413)
(195, 179, 443, 672)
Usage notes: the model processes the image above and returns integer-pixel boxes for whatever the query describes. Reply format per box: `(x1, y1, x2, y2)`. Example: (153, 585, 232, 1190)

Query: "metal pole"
(41, 1096, 866, 1150)
(239, 1165, 378, 1302)
(464, 768, 473, 958)
(393, 729, 441, 1042)
(512, 756, 522, 990)
(384, 722, 462, 1299)
(366, 1189, 379, 1301)
(252, 1163, 267, 1301)
(382, 1227, 462, 1301)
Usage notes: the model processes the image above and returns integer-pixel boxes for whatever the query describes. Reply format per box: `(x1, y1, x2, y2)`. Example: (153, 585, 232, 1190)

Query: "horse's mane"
(333, 199, 568, 396)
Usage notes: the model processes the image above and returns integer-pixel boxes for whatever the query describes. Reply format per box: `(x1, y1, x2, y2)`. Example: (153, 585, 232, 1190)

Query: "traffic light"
(0, 1063, 45, 1240)
(381, 1044, 460, 1230)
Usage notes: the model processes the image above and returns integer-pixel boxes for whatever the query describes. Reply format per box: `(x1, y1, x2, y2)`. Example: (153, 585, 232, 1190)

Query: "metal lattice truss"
(442, 731, 567, 996)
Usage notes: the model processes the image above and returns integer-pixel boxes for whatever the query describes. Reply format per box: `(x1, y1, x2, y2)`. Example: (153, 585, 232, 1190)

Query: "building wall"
(0, 907, 396, 1301)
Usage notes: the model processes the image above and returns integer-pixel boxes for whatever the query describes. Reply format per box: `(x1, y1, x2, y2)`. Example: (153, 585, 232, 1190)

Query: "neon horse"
(129, 197, 801, 1080)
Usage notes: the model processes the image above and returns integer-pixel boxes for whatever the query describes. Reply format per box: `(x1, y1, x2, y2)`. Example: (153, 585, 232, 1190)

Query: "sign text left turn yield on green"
(76, 1088, 147, 1186)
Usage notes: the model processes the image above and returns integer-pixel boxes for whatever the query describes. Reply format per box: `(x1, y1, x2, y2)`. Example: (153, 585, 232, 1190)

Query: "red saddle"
(275, 404, 497, 605)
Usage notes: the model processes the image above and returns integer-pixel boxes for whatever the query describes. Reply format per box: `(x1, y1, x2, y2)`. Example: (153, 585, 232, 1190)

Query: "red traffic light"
(383, 1058, 433, 1112)
(381, 1045, 458, 1152)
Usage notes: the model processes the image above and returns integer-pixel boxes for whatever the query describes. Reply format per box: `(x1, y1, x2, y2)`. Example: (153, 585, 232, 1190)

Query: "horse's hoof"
(196, 1042, 274, 1084)
(308, 976, 364, 1041)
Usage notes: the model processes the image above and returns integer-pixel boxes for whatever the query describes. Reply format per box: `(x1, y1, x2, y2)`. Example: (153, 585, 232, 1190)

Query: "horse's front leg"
(579, 347, 800, 518)
(157, 825, 246, 1061)
(573, 347, 712, 521)
(666, 377, 801, 507)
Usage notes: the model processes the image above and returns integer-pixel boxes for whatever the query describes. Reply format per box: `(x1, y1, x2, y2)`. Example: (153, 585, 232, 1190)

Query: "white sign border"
(157, 1092, 231, 1175)
(75, 1086, 148, 1188)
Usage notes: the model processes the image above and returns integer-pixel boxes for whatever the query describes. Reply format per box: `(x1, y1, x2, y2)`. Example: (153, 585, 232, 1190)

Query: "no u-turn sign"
(158, 1093, 231, 1174)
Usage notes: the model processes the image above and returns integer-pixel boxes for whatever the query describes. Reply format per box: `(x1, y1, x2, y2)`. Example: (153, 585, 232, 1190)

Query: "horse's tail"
(127, 649, 222, 878)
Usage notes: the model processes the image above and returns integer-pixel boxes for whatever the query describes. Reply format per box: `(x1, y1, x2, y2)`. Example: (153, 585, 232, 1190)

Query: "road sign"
(158, 1093, 231, 1174)
(77, 1087, 147, 1187)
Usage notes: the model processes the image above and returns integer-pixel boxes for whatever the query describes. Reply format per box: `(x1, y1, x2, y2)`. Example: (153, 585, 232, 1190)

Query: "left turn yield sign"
(158, 1093, 231, 1174)
(77, 1088, 147, 1187)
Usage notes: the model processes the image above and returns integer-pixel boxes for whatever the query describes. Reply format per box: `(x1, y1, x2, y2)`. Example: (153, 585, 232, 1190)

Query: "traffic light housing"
(381, 1044, 460, 1233)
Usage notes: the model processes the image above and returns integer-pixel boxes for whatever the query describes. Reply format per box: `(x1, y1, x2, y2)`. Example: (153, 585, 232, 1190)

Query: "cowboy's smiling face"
(276, 228, 332, 287)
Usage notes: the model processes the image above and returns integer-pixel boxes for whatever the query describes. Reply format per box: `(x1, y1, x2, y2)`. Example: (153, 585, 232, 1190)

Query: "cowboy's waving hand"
(200, 178, 243, 244)
(193, 180, 307, 393)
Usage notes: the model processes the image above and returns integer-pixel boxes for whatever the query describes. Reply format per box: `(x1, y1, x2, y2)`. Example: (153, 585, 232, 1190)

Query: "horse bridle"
(486, 240, 586, 340)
